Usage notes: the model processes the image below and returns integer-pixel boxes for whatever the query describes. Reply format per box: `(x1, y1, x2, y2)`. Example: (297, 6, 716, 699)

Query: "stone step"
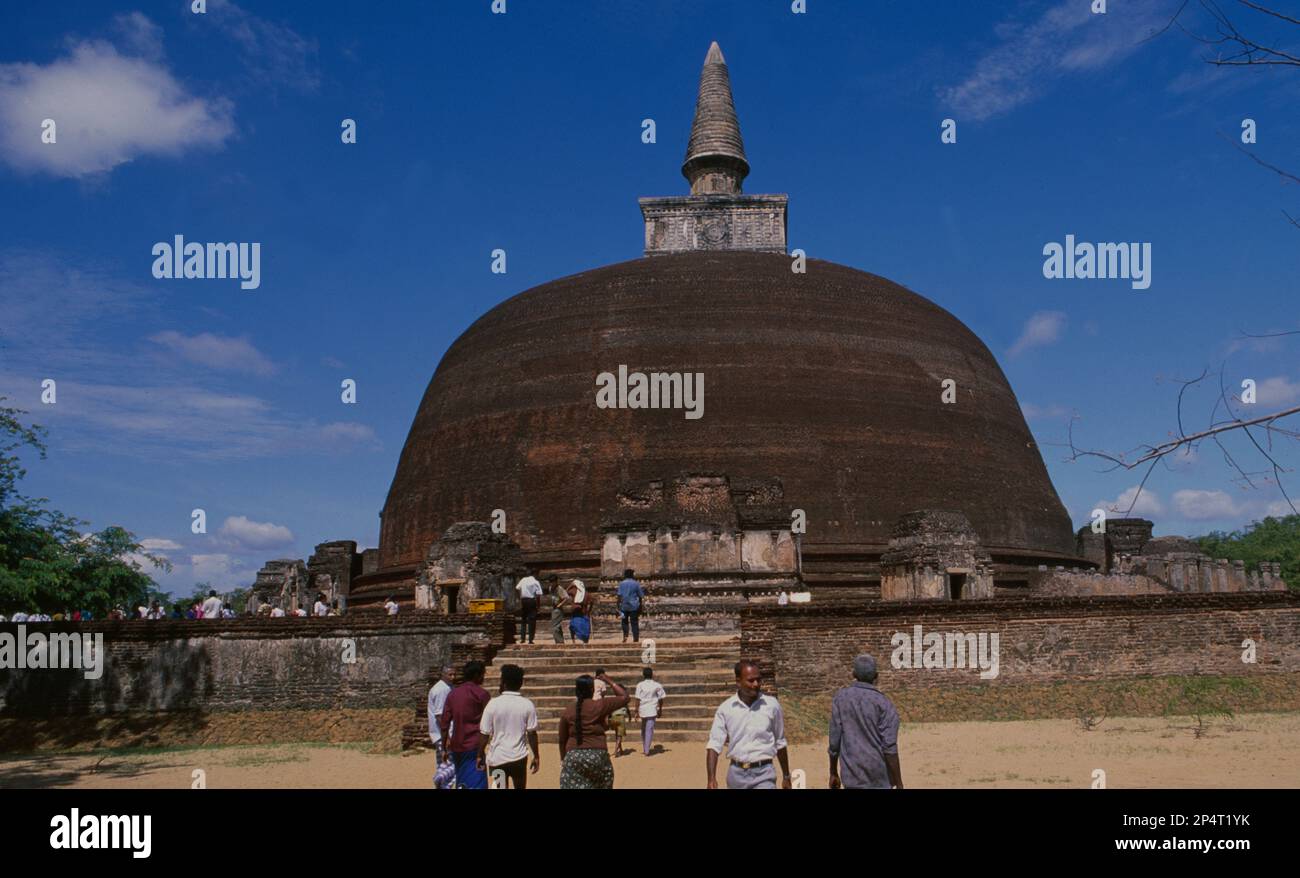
(498, 644, 737, 656)
(529, 692, 725, 707)
(488, 676, 733, 691)
(404, 728, 709, 748)
(418, 687, 733, 710)
(499, 643, 737, 654)
(488, 671, 738, 681)
(403, 712, 712, 744)
(402, 636, 740, 750)
(420, 712, 720, 728)
(499, 662, 735, 677)
(416, 710, 713, 726)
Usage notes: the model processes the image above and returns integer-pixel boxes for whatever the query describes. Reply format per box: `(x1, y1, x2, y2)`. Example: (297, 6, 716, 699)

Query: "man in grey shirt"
(828, 654, 903, 789)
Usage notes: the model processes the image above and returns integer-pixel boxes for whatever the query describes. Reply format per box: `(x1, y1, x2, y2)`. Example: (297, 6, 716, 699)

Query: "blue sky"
(1, 0, 1298, 595)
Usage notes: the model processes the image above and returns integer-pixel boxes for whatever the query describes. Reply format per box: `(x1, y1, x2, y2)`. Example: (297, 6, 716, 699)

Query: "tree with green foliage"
(1196, 515, 1300, 592)
(0, 399, 170, 616)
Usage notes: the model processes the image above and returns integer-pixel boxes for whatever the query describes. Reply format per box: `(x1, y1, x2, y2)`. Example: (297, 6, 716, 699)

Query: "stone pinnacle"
(682, 41, 750, 195)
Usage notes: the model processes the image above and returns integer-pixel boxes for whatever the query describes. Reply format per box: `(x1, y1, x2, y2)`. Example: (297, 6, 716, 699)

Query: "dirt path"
(4, 712, 1296, 789)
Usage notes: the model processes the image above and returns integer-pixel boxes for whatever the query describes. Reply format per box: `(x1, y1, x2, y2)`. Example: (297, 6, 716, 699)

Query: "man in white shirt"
(384, 596, 399, 616)
(477, 663, 539, 789)
(634, 667, 667, 756)
(270, 606, 286, 618)
(313, 594, 330, 617)
(706, 659, 791, 789)
(201, 590, 223, 619)
(514, 571, 543, 645)
(292, 605, 308, 617)
(427, 665, 455, 753)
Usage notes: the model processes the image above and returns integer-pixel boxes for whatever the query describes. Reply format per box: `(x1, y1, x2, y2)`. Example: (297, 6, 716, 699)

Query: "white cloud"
(190, 553, 245, 586)
(942, 1, 1166, 120)
(1009, 311, 1067, 356)
(208, 0, 320, 93)
(218, 515, 294, 551)
(1173, 489, 1241, 520)
(0, 21, 233, 178)
(148, 331, 276, 376)
(112, 11, 165, 62)
(1096, 485, 1164, 516)
(1265, 500, 1297, 517)
(1255, 376, 1300, 407)
(0, 249, 157, 369)
(0, 371, 380, 461)
(140, 538, 183, 551)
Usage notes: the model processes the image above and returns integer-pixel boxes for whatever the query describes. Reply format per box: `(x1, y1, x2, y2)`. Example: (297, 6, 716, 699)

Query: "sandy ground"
(3, 711, 1297, 789)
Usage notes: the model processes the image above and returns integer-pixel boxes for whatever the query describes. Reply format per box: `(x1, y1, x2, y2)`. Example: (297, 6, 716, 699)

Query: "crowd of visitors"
(426, 649, 901, 790)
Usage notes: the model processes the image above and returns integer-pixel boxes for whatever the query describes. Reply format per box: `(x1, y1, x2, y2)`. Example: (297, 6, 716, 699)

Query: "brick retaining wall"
(0, 614, 506, 716)
(739, 592, 1300, 694)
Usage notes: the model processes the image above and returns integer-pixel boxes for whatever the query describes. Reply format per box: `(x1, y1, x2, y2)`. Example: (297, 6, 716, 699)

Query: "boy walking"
(634, 667, 666, 756)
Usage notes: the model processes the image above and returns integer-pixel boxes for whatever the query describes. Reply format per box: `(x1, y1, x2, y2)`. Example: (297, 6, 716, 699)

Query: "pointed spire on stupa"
(682, 41, 750, 195)
(639, 41, 786, 255)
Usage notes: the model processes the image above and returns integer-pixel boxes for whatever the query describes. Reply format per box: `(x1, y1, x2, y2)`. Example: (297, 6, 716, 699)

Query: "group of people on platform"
(1, 588, 354, 622)
(514, 568, 645, 646)
(254, 592, 342, 618)
(427, 651, 900, 790)
(1, 590, 235, 622)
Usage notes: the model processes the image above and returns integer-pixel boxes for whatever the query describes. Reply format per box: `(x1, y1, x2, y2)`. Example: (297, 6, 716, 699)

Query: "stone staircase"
(403, 636, 739, 748)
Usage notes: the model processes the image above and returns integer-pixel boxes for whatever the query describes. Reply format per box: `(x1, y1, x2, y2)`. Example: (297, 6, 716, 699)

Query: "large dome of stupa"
(376, 250, 1075, 570)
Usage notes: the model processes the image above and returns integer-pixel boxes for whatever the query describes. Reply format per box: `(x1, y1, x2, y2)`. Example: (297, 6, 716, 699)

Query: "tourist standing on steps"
(634, 667, 666, 756)
(557, 672, 628, 788)
(384, 596, 399, 615)
(570, 579, 590, 640)
(617, 568, 644, 643)
(705, 659, 791, 789)
(568, 579, 591, 644)
(427, 665, 455, 755)
(549, 574, 569, 643)
(439, 660, 491, 789)
(828, 654, 903, 790)
(478, 663, 540, 789)
(594, 668, 630, 756)
(515, 568, 543, 645)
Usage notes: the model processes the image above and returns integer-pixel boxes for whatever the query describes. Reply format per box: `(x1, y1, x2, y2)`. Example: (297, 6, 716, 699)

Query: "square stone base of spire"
(639, 194, 787, 256)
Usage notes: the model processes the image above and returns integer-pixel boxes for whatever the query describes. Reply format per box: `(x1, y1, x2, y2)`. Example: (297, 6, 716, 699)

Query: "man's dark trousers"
(520, 598, 538, 643)
(621, 610, 640, 641)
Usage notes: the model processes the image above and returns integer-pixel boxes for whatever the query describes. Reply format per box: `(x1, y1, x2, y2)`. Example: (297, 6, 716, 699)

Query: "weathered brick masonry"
(0, 614, 506, 716)
(741, 593, 1300, 694)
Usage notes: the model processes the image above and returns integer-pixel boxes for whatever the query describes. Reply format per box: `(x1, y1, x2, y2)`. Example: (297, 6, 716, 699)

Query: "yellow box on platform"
(468, 598, 504, 614)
